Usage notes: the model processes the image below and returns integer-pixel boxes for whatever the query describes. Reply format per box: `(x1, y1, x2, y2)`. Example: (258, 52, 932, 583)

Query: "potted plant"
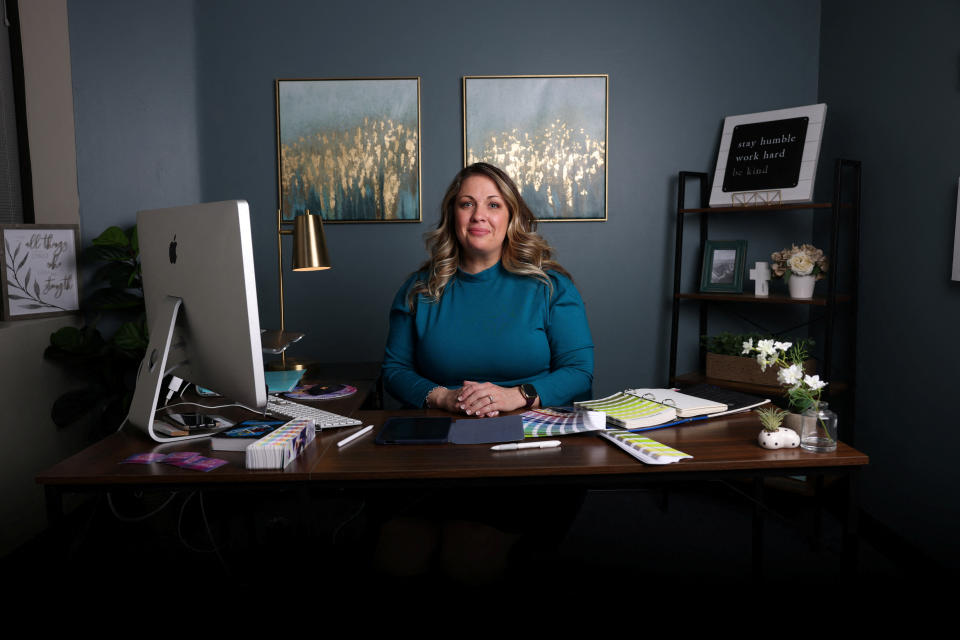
(44, 226, 147, 439)
(756, 406, 798, 449)
(770, 243, 828, 299)
(701, 332, 815, 387)
(741, 338, 837, 452)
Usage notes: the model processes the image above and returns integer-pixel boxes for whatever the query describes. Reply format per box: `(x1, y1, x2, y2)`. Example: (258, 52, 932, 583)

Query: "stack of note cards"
(624, 388, 727, 418)
(598, 429, 693, 465)
(246, 418, 315, 469)
(574, 392, 677, 429)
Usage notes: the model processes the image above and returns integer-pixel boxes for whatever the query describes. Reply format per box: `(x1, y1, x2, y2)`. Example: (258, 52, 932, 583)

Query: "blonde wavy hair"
(407, 162, 570, 310)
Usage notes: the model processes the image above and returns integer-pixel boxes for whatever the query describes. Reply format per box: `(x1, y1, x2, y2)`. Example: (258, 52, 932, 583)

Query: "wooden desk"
(315, 410, 867, 483)
(37, 397, 868, 575)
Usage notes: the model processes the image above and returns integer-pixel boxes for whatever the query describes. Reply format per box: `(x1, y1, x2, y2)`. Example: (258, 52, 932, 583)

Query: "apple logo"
(169, 235, 178, 264)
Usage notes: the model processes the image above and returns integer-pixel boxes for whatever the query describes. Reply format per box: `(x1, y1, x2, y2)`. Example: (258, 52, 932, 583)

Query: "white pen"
(337, 424, 374, 448)
(490, 440, 561, 451)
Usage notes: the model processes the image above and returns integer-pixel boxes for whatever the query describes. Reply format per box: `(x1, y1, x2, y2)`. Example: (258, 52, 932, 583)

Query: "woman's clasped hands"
(428, 381, 528, 417)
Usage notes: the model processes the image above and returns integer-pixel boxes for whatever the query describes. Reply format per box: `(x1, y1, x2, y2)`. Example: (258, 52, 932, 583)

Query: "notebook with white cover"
(625, 388, 728, 418)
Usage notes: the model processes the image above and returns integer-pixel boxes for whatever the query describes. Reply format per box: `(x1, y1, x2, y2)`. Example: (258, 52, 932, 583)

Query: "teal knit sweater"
(382, 262, 594, 408)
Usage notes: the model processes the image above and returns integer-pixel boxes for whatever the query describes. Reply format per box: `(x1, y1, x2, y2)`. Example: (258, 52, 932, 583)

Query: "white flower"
(741, 339, 754, 355)
(803, 374, 827, 390)
(756, 352, 778, 371)
(774, 341, 792, 352)
(756, 339, 776, 356)
(778, 364, 804, 386)
(787, 253, 815, 276)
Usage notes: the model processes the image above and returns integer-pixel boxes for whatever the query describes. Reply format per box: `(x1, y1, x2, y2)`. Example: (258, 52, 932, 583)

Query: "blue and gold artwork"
(277, 78, 421, 223)
(464, 76, 607, 221)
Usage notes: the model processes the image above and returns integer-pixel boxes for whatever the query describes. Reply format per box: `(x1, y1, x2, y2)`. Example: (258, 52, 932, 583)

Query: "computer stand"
(125, 295, 206, 443)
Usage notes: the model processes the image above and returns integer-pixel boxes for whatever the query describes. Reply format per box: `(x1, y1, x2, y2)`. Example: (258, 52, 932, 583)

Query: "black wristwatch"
(519, 383, 539, 408)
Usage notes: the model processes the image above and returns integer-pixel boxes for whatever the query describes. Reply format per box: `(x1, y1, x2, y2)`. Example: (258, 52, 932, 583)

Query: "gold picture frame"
(463, 74, 608, 222)
(276, 77, 422, 224)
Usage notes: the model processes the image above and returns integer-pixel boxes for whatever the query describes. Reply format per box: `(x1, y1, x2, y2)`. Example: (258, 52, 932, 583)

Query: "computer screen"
(127, 200, 266, 442)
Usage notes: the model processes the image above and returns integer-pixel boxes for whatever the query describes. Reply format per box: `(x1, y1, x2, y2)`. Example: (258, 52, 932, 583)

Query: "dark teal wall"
(68, 0, 821, 397)
(819, 0, 960, 566)
(69, 0, 201, 232)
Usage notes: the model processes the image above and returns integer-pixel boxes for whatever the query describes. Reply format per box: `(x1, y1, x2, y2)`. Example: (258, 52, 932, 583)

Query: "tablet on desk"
(376, 417, 452, 444)
(375, 415, 524, 445)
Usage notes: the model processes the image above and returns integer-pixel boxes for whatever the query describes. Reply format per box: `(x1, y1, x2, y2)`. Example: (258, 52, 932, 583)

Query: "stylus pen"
(490, 440, 561, 451)
(337, 424, 373, 448)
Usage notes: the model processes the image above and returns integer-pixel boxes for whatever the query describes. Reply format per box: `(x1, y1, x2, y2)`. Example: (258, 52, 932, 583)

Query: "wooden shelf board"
(672, 372, 849, 396)
(679, 202, 838, 214)
(676, 292, 851, 306)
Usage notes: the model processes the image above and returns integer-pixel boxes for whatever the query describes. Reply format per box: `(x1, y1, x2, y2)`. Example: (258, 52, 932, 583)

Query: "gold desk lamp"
(264, 209, 330, 371)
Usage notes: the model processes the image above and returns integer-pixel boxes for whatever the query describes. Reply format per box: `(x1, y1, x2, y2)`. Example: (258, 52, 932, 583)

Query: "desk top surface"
(36, 364, 868, 487)
(37, 410, 869, 488)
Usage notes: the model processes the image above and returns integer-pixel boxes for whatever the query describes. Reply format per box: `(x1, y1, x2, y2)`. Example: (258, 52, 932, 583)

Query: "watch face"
(521, 384, 537, 399)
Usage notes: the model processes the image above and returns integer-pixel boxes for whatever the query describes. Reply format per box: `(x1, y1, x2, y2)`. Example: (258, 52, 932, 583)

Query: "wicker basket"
(705, 353, 816, 387)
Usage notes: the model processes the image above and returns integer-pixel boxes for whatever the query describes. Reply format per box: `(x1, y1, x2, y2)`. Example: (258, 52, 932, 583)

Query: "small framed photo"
(1, 224, 81, 319)
(699, 240, 747, 293)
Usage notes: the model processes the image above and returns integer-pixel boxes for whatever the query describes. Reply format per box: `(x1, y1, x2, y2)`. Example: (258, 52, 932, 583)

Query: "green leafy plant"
(756, 406, 789, 432)
(701, 332, 814, 358)
(44, 226, 147, 437)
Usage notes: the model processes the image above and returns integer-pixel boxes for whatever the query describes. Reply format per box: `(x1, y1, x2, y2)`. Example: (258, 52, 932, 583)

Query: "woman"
(376, 163, 594, 583)
(382, 162, 594, 414)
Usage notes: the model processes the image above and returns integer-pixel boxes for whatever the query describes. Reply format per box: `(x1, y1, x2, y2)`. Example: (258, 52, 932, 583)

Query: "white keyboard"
(266, 395, 362, 429)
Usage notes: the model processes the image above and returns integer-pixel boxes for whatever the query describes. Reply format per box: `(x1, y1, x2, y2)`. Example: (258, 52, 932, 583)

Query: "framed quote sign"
(1, 224, 80, 319)
(709, 104, 827, 207)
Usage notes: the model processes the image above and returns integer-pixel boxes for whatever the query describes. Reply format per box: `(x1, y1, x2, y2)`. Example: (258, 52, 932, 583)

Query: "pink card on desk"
(121, 453, 169, 464)
(162, 452, 202, 465)
(170, 456, 228, 472)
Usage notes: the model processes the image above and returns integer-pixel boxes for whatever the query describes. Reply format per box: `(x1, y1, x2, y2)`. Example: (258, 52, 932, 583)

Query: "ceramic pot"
(758, 427, 800, 450)
(788, 274, 816, 299)
(783, 412, 804, 434)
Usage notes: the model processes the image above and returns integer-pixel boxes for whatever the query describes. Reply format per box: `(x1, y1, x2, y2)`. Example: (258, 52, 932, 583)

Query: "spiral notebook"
(624, 388, 727, 418)
(574, 392, 677, 429)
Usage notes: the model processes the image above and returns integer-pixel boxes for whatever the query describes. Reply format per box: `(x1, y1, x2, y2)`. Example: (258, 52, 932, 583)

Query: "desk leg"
(812, 474, 825, 551)
(45, 486, 64, 527)
(751, 477, 764, 579)
(842, 469, 861, 575)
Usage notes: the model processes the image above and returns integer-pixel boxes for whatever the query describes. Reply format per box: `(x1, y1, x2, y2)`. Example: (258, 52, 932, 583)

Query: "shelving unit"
(668, 159, 861, 443)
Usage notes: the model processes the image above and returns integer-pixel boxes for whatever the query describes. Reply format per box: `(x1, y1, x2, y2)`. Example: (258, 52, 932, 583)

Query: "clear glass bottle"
(800, 401, 838, 453)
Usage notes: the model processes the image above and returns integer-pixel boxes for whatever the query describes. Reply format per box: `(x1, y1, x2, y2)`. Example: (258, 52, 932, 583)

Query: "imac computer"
(128, 200, 267, 442)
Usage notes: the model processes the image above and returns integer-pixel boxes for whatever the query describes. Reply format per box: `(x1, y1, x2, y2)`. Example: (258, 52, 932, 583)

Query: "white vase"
(788, 274, 816, 299)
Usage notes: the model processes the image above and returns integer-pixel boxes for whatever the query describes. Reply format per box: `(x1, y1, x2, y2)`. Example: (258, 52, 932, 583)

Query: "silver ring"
(488, 395, 494, 404)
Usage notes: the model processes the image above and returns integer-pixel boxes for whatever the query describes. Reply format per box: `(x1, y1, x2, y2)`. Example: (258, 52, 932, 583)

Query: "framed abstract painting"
(276, 77, 421, 223)
(463, 75, 608, 221)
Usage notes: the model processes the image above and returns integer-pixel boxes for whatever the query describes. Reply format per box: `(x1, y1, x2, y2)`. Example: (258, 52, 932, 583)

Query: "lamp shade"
(292, 213, 331, 271)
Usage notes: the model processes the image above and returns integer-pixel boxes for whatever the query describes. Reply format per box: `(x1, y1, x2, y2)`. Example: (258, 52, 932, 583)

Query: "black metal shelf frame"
(668, 159, 862, 443)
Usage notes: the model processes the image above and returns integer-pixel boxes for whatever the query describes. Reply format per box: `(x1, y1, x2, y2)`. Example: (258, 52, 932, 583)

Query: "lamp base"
(266, 356, 308, 372)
